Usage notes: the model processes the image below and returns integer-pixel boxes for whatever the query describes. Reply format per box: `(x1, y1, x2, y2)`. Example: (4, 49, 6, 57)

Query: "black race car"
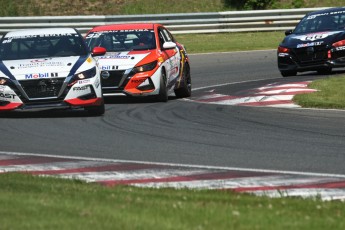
(277, 7, 345, 77)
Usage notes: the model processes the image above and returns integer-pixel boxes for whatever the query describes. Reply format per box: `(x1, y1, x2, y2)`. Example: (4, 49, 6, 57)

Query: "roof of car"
(4, 28, 78, 38)
(89, 23, 161, 32)
(308, 7, 345, 16)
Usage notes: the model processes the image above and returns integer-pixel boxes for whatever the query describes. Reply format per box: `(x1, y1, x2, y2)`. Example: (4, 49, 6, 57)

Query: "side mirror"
(163, 42, 176, 50)
(92, 46, 106, 56)
(285, 30, 293, 36)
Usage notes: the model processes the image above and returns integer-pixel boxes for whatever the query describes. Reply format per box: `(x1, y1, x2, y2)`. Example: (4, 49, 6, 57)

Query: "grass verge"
(294, 76, 345, 109)
(1, 173, 345, 230)
(174, 31, 284, 53)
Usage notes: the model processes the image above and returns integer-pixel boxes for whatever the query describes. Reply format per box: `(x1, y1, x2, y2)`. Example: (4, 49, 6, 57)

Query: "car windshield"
(293, 10, 345, 34)
(0, 33, 88, 60)
(85, 29, 156, 52)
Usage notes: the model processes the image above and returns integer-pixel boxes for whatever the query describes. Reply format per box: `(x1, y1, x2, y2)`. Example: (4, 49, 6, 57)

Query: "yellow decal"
(158, 57, 164, 63)
(177, 49, 186, 87)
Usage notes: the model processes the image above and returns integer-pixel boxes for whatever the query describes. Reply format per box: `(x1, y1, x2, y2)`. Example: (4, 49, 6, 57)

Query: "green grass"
(294, 76, 345, 109)
(175, 31, 284, 53)
(1, 173, 345, 230)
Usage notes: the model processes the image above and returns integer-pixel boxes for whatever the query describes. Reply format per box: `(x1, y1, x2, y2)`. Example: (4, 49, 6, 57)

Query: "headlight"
(68, 67, 97, 87)
(74, 67, 96, 80)
(132, 61, 157, 73)
(0, 78, 7, 85)
(0, 77, 12, 86)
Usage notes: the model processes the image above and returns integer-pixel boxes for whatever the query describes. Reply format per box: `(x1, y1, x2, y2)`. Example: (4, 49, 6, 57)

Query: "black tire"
(317, 67, 332, 75)
(280, 70, 297, 77)
(174, 63, 191, 98)
(86, 100, 105, 116)
(156, 70, 168, 102)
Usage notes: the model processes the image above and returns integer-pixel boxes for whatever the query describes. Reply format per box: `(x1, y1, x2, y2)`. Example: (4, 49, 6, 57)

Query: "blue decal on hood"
(67, 55, 89, 77)
(0, 61, 16, 80)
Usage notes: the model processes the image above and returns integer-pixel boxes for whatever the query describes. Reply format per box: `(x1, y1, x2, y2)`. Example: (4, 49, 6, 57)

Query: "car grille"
(101, 70, 126, 87)
(291, 45, 328, 66)
(19, 78, 65, 99)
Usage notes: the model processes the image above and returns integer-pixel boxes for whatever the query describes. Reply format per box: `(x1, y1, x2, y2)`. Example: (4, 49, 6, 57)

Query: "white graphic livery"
(0, 28, 104, 115)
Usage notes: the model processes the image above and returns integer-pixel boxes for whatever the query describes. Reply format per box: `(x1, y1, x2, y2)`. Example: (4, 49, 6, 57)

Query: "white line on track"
(191, 78, 280, 91)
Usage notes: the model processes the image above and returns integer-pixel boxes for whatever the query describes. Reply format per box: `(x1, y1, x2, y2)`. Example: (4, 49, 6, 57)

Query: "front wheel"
(174, 63, 191, 98)
(156, 70, 168, 102)
(317, 67, 332, 75)
(280, 70, 297, 77)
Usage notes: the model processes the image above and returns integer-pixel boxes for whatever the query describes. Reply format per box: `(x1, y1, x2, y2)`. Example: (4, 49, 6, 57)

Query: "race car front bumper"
(0, 76, 102, 112)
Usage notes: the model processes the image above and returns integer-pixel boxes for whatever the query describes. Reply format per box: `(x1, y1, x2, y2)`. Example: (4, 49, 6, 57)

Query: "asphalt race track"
(1, 50, 345, 176)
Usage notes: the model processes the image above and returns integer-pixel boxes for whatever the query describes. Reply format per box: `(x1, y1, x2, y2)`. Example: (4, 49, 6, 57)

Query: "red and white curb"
(190, 81, 317, 108)
(1, 152, 345, 201)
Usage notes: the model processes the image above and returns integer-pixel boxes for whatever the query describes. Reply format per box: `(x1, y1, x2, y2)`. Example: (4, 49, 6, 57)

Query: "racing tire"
(85, 101, 105, 116)
(317, 67, 332, 75)
(174, 63, 191, 98)
(156, 70, 168, 102)
(280, 70, 297, 77)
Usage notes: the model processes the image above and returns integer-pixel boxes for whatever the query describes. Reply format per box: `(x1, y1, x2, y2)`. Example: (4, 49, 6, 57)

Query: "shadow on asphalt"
(0, 109, 95, 119)
(0, 96, 179, 119)
(104, 95, 178, 104)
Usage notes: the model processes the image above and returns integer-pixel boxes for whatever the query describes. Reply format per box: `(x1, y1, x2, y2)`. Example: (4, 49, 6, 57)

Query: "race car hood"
(0, 56, 82, 80)
(94, 51, 152, 71)
(281, 30, 345, 48)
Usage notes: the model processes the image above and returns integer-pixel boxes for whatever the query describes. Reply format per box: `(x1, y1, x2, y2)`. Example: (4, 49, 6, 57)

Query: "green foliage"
(0, 1, 19, 16)
(223, 0, 275, 10)
(292, 0, 304, 8)
(244, 0, 275, 10)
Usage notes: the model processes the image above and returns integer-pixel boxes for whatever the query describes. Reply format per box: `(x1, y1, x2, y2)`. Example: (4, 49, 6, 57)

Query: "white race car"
(0, 28, 104, 115)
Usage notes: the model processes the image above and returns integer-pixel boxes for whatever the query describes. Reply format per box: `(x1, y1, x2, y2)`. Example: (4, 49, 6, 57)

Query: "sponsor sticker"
(296, 41, 324, 48)
(73, 86, 91, 94)
(86, 29, 150, 39)
(25, 73, 58, 79)
(307, 11, 345, 20)
(101, 65, 112, 70)
(4, 33, 76, 40)
(131, 79, 146, 84)
(99, 55, 131, 59)
(100, 65, 119, 70)
(18, 61, 65, 69)
(335, 46, 345, 51)
(294, 32, 339, 41)
(78, 79, 91, 84)
(0, 93, 16, 101)
(30, 59, 49, 63)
